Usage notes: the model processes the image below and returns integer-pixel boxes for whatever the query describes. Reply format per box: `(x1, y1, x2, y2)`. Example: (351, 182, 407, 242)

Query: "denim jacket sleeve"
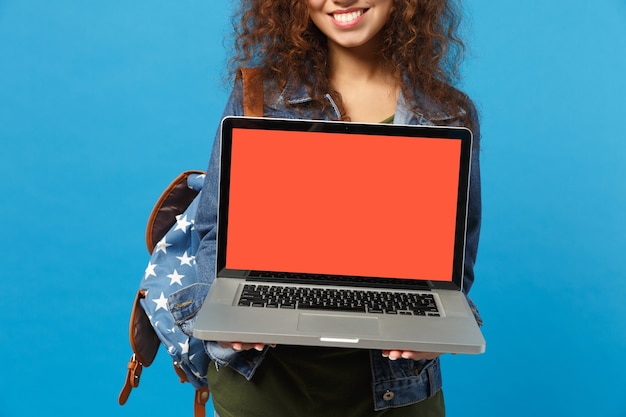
(455, 99, 483, 325)
(449, 99, 482, 324)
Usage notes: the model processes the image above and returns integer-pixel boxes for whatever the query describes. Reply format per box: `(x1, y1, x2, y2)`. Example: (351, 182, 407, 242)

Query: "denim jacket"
(169, 75, 482, 411)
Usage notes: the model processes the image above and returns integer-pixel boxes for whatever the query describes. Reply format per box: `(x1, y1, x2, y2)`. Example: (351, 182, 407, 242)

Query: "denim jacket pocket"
(370, 353, 442, 411)
(167, 283, 210, 337)
(206, 341, 267, 380)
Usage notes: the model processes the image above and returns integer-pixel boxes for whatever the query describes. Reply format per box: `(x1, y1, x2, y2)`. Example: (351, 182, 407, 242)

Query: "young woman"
(192, 0, 482, 415)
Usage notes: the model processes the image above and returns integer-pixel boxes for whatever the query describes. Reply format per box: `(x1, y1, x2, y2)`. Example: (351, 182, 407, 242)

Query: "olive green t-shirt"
(380, 114, 395, 124)
(209, 345, 371, 417)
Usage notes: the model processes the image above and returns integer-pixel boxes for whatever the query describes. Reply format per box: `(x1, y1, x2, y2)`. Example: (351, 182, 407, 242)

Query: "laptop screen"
(218, 117, 472, 287)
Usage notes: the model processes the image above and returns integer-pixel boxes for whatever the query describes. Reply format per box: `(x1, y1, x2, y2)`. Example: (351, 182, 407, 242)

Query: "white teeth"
(333, 10, 363, 24)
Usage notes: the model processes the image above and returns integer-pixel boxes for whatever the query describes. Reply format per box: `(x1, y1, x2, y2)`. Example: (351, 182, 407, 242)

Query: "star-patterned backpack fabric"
(119, 68, 263, 416)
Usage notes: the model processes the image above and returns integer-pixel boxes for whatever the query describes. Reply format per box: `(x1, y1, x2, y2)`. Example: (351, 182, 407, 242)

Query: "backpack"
(118, 67, 263, 416)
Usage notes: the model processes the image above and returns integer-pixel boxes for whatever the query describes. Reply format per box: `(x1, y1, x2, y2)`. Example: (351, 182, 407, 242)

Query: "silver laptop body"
(193, 116, 485, 354)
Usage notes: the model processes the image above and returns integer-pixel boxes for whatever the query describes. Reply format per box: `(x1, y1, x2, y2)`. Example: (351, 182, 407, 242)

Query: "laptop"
(193, 116, 485, 354)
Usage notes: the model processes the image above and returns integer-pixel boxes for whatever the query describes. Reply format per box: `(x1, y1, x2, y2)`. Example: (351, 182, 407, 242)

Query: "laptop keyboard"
(237, 284, 441, 316)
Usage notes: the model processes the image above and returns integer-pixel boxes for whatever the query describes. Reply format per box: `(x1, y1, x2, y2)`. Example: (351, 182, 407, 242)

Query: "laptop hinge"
(245, 274, 433, 291)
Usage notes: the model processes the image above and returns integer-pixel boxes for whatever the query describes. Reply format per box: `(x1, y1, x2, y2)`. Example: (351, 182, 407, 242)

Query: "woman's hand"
(218, 342, 275, 352)
(381, 350, 442, 361)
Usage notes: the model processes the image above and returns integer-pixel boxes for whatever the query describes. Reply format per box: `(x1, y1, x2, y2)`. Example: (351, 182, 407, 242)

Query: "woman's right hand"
(218, 342, 275, 352)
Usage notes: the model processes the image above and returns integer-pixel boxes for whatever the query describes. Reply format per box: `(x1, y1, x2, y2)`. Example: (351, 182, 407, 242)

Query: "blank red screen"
(225, 128, 461, 281)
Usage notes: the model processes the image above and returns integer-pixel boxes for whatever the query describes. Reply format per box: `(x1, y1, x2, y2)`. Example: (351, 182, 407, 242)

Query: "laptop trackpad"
(298, 313, 380, 336)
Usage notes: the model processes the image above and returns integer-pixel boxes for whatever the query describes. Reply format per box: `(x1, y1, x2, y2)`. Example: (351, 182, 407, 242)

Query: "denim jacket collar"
(271, 75, 464, 127)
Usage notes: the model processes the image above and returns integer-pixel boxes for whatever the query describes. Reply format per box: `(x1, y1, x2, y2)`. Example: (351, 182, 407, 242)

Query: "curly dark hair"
(228, 0, 474, 129)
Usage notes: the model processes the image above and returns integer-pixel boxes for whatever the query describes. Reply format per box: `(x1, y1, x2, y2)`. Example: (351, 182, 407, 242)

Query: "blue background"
(1, 1, 625, 416)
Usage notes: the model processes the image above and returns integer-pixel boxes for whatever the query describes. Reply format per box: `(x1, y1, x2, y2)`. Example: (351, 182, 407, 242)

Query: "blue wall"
(1, 1, 624, 416)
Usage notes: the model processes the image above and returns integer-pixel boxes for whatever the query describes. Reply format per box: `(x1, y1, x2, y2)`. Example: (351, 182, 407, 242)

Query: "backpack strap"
(238, 67, 264, 117)
(171, 363, 210, 417)
(118, 290, 159, 405)
(145, 170, 205, 253)
(194, 387, 211, 417)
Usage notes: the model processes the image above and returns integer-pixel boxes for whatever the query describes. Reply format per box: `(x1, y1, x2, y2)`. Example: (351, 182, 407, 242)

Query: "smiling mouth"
(332, 9, 368, 24)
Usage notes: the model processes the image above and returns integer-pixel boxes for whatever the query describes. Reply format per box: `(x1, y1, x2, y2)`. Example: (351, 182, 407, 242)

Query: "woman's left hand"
(381, 350, 442, 361)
